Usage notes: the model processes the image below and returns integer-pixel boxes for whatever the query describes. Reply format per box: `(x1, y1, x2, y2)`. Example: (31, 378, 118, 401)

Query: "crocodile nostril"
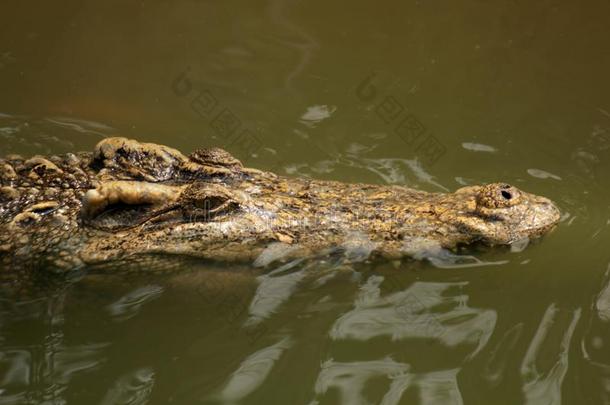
(501, 190, 512, 200)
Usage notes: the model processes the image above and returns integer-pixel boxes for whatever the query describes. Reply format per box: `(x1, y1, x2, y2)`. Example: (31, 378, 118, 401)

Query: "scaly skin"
(0, 137, 560, 286)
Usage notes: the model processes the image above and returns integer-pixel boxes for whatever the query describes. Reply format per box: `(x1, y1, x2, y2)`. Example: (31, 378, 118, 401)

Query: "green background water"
(1, 1, 609, 404)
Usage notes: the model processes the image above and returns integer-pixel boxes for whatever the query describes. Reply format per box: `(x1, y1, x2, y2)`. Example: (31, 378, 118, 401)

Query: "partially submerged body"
(0, 137, 560, 284)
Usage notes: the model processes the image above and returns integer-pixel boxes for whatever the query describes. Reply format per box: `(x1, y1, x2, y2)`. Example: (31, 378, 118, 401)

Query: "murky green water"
(1, 1, 610, 404)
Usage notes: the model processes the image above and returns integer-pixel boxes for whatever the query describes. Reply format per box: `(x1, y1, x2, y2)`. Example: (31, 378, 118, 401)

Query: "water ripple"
(106, 285, 164, 322)
(311, 359, 464, 405)
(100, 367, 155, 405)
(520, 303, 581, 405)
(213, 337, 291, 403)
(246, 262, 307, 324)
(330, 276, 497, 359)
(312, 357, 411, 405)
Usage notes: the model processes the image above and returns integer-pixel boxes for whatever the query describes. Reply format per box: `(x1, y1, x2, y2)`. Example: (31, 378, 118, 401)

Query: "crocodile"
(0, 137, 560, 287)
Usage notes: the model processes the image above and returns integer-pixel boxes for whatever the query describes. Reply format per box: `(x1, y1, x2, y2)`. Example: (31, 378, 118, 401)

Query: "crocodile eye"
(476, 183, 521, 209)
(193, 196, 226, 211)
(181, 183, 240, 222)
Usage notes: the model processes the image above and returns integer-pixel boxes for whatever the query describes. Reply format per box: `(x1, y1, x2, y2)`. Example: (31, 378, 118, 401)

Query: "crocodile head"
(443, 182, 561, 245)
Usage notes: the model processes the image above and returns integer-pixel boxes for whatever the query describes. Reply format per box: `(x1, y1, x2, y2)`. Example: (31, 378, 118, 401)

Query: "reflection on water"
(329, 277, 496, 354)
(401, 237, 510, 269)
(521, 304, 580, 405)
(313, 361, 463, 405)
(416, 369, 463, 405)
(100, 367, 155, 405)
(482, 322, 523, 388)
(581, 263, 610, 405)
(596, 270, 610, 323)
(312, 358, 411, 405)
(106, 285, 165, 322)
(312, 276, 494, 404)
(286, 152, 449, 191)
(247, 261, 308, 324)
(0, 240, 604, 404)
(0, 342, 108, 404)
(299, 105, 336, 128)
(0, 293, 108, 404)
(214, 337, 291, 403)
(0, 114, 111, 156)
